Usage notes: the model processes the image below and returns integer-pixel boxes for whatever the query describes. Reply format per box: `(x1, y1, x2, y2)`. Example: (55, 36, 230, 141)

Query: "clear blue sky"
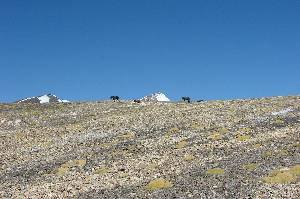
(1, 0, 299, 102)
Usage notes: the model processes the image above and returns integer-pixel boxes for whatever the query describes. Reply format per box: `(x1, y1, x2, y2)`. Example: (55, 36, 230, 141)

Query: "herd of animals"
(110, 96, 204, 103)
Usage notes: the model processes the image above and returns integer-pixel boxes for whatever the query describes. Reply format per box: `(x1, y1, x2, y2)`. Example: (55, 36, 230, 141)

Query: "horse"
(182, 97, 191, 103)
(110, 96, 120, 101)
(133, 99, 141, 103)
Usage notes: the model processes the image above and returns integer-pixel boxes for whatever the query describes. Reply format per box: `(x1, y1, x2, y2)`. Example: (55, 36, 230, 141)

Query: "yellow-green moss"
(169, 127, 180, 133)
(146, 178, 173, 191)
(240, 127, 252, 132)
(236, 134, 251, 141)
(253, 143, 262, 148)
(73, 159, 86, 168)
(121, 132, 135, 139)
(99, 140, 119, 148)
(208, 133, 222, 140)
(176, 140, 188, 149)
(292, 143, 300, 148)
(218, 127, 229, 134)
(262, 151, 273, 158)
(278, 149, 289, 156)
(145, 163, 158, 172)
(263, 171, 295, 184)
(206, 168, 225, 175)
(243, 163, 258, 171)
(94, 167, 111, 175)
(274, 118, 285, 125)
(263, 165, 300, 184)
(56, 166, 70, 176)
(166, 127, 180, 137)
(119, 172, 129, 178)
(56, 159, 86, 176)
(183, 154, 195, 161)
(289, 165, 300, 175)
(190, 123, 201, 129)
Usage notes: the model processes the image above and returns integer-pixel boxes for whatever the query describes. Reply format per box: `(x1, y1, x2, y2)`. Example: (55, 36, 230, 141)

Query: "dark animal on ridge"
(110, 96, 120, 101)
(197, 100, 204, 102)
(182, 97, 191, 103)
(133, 99, 141, 103)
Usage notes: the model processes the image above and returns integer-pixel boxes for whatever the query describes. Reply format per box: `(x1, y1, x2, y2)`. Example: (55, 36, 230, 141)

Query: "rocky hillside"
(0, 96, 299, 198)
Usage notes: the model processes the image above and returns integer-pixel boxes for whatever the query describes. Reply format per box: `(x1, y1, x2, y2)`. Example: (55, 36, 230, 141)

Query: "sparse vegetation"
(94, 167, 111, 175)
(1, 96, 299, 198)
(183, 154, 195, 161)
(243, 163, 258, 171)
(146, 178, 173, 191)
(236, 134, 251, 141)
(206, 168, 225, 175)
(176, 140, 188, 149)
(263, 165, 300, 184)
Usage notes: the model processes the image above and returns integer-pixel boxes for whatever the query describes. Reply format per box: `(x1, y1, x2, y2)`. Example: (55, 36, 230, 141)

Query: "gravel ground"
(0, 96, 299, 198)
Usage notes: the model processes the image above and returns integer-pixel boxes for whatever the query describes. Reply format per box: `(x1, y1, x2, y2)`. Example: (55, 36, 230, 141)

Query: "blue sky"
(1, 0, 299, 102)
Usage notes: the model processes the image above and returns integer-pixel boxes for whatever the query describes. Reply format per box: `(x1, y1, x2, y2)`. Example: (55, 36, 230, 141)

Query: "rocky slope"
(0, 96, 299, 198)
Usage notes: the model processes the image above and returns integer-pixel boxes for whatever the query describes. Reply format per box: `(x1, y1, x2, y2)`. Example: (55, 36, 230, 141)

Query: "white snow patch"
(154, 93, 170, 101)
(271, 108, 293, 116)
(141, 92, 170, 102)
(38, 95, 50, 103)
(58, 99, 70, 103)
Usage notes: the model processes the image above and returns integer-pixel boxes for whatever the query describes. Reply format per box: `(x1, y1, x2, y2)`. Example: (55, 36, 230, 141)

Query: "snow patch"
(58, 99, 70, 103)
(154, 93, 170, 101)
(38, 95, 50, 103)
(141, 92, 170, 102)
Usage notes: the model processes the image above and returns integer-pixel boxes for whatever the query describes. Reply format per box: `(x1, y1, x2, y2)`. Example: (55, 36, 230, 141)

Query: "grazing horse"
(133, 99, 141, 103)
(110, 96, 120, 101)
(182, 97, 191, 103)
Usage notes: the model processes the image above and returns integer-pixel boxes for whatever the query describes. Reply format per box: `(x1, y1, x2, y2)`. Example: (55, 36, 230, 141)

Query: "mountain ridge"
(16, 93, 69, 104)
